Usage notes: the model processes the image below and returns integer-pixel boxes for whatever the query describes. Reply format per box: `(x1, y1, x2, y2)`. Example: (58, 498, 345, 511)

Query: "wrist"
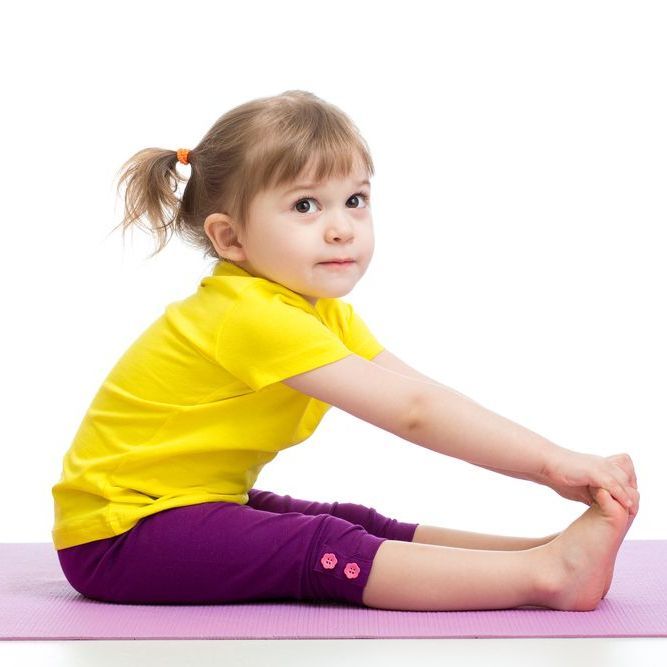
(539, 443, 573, 486)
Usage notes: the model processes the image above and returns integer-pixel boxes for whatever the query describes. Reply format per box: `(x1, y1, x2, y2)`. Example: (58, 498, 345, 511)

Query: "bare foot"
(537, 488, 629, 611)
(540, 497, 637, 600)
(542, 500, 637, 600)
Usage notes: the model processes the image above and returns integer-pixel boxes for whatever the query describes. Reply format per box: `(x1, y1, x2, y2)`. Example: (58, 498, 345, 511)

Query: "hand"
(542, 450, 639, 515)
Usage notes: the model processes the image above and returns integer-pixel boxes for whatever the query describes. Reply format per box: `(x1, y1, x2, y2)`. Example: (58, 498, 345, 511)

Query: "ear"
(203, 212, 248, 262)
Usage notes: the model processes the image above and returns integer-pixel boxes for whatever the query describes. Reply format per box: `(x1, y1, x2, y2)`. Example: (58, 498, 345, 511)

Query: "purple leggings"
(56, 488, 419, 608)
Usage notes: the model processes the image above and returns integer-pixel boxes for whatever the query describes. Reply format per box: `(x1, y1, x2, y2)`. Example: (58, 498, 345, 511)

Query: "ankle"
(527, 543, 566, 608)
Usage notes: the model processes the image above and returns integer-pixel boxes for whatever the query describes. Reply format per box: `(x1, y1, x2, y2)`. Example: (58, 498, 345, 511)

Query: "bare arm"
(281, 350, 567, 487)
(408, 383, 569, 483)
(371, 349, 566, 484)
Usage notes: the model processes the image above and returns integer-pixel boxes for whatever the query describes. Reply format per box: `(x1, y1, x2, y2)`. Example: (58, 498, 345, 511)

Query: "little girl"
(52, 89, 639, 612)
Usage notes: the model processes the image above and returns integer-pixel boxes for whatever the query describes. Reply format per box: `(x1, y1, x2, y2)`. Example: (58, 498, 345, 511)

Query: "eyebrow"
(284, 179, 370, 195)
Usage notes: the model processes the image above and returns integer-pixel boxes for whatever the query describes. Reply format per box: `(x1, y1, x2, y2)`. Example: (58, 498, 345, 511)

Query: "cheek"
(362, 224, 375, 247)
(266, 235, 307, 265)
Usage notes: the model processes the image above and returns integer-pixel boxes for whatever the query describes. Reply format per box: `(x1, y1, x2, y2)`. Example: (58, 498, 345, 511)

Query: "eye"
(293, 197, 318, 214)
(292, 191, 371, 214)
(348, 192, 370, 209)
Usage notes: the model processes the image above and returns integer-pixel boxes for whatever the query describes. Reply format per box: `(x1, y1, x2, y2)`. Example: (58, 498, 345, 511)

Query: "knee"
(301, 515, 385, 607)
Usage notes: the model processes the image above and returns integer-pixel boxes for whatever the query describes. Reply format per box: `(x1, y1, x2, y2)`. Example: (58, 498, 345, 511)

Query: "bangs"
(267, 143, 372, 192)
(249, 127, 373, 194)
(216, 91, 375, 229)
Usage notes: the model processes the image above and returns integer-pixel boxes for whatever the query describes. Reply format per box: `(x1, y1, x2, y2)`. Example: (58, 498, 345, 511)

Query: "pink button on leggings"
(56, 488, 419, 607)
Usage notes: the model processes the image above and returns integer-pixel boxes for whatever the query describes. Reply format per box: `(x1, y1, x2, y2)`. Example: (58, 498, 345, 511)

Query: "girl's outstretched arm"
(371, 349, 477, 402)
(409, 381, 563, 483)
(371, 349, 553, 483)
(410, 381, 638, 511)
(370, 350, 638, 512)
(284, 351, 637, 512)
(283, 351, 561, 483)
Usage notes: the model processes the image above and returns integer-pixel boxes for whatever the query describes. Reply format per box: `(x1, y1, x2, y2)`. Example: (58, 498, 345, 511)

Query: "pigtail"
(112, 147, 189, 258)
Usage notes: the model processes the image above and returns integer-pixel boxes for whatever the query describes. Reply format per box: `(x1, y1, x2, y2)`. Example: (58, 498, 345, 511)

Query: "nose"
(325, 214, 355, 242)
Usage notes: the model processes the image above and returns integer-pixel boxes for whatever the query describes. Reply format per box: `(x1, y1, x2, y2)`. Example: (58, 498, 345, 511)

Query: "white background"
(1, 0, 665, 547)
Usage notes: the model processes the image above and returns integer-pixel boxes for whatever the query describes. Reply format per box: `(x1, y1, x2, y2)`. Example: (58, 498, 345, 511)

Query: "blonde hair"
(112, 90, 375, 260)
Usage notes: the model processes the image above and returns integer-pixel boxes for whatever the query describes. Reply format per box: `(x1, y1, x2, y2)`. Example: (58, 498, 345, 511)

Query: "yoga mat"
(1, 540, 665, 640)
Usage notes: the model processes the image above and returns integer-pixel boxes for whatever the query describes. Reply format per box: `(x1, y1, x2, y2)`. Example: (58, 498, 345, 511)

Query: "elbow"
(405, 385, 430, 435)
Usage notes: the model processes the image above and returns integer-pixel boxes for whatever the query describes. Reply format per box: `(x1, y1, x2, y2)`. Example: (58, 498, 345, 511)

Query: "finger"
(620, 462, 636, 489)
(609, 458, 633, 487)
(614, 453, 638, 489)
(593, 487, 614, 512)
(606, 475, 634, 511)
(625, 455, 638, 489)
(605, 462, 636, 509)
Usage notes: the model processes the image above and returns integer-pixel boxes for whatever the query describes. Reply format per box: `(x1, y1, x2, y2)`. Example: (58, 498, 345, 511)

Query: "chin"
(319, 285, 354, 299)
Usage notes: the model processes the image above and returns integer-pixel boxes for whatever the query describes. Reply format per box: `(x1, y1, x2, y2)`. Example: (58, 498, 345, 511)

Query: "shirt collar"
(212, 260, 254, 278)
(210, 259, 329, 317)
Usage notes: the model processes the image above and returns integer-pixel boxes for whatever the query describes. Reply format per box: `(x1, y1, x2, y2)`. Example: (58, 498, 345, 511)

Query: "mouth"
(318, 260, 356, 268)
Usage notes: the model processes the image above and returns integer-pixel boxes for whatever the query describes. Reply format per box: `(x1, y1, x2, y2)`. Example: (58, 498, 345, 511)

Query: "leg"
(246, 489, 556, 603)
(412, 505, 639, 599)
(412, 524, 561, 551)
(247, 488, 418, 542)
(362, 487, 629, 612)
(248, 489, 555, 550)
(57, 499, 392, 608)
(363, 539, 544, 611)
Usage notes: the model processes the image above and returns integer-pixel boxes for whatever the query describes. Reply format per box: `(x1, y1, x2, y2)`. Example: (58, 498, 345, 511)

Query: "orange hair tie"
(176, 148, 190, 165)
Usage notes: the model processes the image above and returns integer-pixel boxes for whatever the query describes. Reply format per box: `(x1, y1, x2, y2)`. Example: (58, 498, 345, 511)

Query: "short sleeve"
(215, 284, 354, 391)
(341, 301, 384, 360)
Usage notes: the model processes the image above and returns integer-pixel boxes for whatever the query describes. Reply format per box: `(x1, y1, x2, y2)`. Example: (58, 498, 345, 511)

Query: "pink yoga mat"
(1, 540, 665, 640)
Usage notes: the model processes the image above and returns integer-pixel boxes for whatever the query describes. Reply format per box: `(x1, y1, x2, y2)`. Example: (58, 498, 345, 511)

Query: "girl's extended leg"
(362, 488, 629, 612)
(412, 525, 619, 599)
(412, 525, 560, 551)
(412, 504, 637, 600)
(364, 540, 544, 611)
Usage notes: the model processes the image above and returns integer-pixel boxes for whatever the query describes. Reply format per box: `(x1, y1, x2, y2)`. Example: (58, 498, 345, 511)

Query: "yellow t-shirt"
(51, 260, 384, 550)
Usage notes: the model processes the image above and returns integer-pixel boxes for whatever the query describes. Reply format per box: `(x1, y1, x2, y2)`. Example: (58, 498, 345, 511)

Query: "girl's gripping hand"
(542, 451, 639, 516)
